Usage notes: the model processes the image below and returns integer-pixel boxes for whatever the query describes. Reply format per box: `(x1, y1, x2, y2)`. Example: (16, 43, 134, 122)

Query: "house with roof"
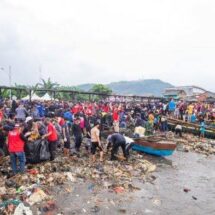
(163, 86, 215, 102)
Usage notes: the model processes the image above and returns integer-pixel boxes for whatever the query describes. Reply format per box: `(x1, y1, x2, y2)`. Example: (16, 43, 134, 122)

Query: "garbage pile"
(0, 151, 156, 214)
(175, 134, 215, 155)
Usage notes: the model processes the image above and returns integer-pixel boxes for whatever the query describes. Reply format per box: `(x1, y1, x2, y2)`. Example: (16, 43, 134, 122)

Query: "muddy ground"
(52, 151, 215, 215)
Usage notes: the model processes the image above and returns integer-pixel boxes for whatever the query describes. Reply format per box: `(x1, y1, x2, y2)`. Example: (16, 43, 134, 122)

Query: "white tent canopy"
(21, 93, 42, 101)
(32, 94, 42, 100)
(21, 95, 30, 100)
(41, 93, 52, 101)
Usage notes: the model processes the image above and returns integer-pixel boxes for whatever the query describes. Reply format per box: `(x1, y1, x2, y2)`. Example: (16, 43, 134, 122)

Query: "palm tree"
(38, 78, 59, 90)
(37, 78, 59, 98)
(32, 83, 39, 91)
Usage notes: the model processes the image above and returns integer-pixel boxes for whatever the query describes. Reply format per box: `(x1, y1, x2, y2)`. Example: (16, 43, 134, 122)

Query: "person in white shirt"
(175, 124, 182, 137)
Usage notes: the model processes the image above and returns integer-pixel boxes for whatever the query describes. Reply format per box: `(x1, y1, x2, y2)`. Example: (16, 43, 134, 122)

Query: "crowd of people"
(168, 99, 215, 137)
(0, 97, 214, 175)
(168, 99, 215, 122)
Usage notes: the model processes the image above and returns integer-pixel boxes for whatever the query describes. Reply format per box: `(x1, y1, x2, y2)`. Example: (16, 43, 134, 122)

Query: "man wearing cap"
(7, 124, 27, 174)
(23, 116, 33, 132)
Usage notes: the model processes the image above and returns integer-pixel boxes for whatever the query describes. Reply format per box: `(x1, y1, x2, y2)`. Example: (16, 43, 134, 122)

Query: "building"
(163, 88, 186, 100)
(163, 86, 215, 102)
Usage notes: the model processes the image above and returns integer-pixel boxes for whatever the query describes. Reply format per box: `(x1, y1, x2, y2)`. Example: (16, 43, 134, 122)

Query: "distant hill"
(107, 79, 174, 96)
(76, 79, 174, 96)
(76, 84, 94, 92)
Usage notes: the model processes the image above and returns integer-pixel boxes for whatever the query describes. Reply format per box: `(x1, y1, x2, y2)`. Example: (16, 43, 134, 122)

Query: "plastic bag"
(40, 140, 50, 161)
(25, 139, 42, 164)
(14, 203, 33, 215)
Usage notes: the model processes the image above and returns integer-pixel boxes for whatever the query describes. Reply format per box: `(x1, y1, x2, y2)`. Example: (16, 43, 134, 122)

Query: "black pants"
(111, 141, 126, 160)
(175, 129, 182, 137)
(64, 135, 71, 149)
(180, 111, 183, 120)
(48, 141, 57, 160)
(75, 136, 82, 151)
(91, 142, 103, 155)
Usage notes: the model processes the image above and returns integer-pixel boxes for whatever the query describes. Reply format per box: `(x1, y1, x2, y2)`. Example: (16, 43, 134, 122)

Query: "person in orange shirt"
(187, 103, 194, 122)
(148, 112, 155, 126)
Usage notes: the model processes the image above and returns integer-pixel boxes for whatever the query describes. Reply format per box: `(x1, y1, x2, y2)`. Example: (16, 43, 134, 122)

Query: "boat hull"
(132, 138, 176, 157)
(132, 144, 175, 156)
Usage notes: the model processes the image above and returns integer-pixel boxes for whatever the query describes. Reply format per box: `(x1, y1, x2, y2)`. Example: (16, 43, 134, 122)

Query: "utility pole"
(9, 65, 12, 100)
(0, 66, 12, 100)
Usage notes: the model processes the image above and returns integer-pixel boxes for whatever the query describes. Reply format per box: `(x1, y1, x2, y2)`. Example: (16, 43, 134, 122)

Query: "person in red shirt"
(7, 124, 27, 174)
(42, 118, 58, 161)
(0, 106, 4, 122)
(103, 103, 110, 113)
(88, 104, 93, 111)
(72, 104, 80, 115)
(112, 108, 120, 132)
(84, 107, 92, 117)
(78, 103, 84, 112)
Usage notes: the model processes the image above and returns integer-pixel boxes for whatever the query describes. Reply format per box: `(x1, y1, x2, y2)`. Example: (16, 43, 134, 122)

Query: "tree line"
(0, 78, 113, 101)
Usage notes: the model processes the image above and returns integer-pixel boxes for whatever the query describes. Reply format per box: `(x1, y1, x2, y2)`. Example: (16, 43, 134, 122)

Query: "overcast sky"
(0, 0, 214, 91)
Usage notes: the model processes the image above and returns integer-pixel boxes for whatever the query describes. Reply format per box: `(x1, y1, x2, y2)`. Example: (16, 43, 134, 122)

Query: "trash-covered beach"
(1, 96, 215, 215)
(0, 148, 156, 214)
(1, 134, 215, 215)
(1, 0, 215, 213)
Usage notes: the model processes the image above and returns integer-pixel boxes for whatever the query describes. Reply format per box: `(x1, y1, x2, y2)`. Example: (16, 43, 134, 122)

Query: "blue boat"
(132, 137, 176, 157)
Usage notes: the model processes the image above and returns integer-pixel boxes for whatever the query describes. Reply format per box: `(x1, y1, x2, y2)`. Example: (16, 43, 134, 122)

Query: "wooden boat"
(167, 118, 215, 139)
(132, 136, 177, 157)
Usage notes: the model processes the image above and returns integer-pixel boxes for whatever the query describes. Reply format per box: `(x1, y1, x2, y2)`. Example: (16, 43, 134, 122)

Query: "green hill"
(76, 84, 94, 92)
(76, 79, 173, 96)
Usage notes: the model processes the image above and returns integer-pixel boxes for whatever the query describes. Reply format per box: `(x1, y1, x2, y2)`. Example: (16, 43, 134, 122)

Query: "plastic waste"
(14, 203, 33, 215)
(28, 189, 48, 206)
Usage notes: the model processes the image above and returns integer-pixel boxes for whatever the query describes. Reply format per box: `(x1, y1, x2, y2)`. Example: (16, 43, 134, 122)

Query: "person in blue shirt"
(191, 113, 197, 123)
(63, 109, 73, 122)
(63, 109, 73, 134)
(200, 121, 206, 138)
(37, 103, 45, 117)
(168, 99, 176, 115)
